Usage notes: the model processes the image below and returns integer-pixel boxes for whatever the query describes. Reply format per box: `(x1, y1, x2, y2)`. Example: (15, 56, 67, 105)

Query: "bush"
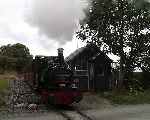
(141, 72, 150, 89)
(127, 78, 144, 95)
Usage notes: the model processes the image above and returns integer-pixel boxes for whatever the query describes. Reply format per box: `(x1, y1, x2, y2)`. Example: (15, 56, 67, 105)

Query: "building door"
(88, 62, 95, 90)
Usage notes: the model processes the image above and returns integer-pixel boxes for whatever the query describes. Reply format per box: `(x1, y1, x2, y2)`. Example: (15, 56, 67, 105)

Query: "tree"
(77, 0, 150, 87)
(0, 43, 33, 72)
(133, 0, 150, 10)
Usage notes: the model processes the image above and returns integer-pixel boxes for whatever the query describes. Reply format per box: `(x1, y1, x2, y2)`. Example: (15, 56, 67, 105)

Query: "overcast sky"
(0, 0, 87, 57)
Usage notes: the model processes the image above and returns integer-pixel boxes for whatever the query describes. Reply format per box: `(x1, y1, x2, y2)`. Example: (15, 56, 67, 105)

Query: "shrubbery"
(0, 43, 33, 73)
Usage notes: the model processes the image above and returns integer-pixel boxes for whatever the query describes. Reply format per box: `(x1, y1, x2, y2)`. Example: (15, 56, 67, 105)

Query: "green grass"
(0, 80, 9, 107)
(0, 80, 8, 91)
(101, 89, 150, 105)
(0, 72, 15, 108)
(0, 72, 16, 91)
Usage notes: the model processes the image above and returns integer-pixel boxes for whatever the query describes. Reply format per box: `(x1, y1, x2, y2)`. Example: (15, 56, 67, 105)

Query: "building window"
(75, 64, 87, 70)
(75, 65, 81, 70)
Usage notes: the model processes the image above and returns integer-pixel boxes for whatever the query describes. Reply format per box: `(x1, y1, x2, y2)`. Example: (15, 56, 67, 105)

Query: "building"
(65, 44, 112, 91)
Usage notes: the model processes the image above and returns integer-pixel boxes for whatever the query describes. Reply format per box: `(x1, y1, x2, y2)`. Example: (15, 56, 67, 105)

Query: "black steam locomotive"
(23, 48, 82, 105)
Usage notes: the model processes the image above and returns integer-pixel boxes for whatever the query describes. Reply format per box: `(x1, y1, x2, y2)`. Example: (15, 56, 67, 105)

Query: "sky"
(0, 0, 87, 57)
(0, 0, 119, 62)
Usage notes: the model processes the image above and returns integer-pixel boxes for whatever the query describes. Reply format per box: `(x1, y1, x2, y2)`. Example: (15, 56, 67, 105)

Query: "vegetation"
(0, 43, 32, 108)
(0, 79, 9, 108)
(102, 89, 150, 105)
(0, 80, 8, 90)
(77, 0, 150, 88)
(0, 43, 33, 73)
(0, 68, 17, 108)
(0, 80, 9, 108)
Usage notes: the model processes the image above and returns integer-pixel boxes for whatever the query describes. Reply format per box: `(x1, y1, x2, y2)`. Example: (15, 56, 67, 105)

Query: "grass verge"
(0, 80, 8, 108)
(0, 72, 16, 108)
(0, 80, 8, 90)
(101, 89, 150, 105)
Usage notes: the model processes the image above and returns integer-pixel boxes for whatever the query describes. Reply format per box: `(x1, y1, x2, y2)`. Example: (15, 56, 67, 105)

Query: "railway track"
(75, 109, 93, 120)
(56, 107, 94, 120)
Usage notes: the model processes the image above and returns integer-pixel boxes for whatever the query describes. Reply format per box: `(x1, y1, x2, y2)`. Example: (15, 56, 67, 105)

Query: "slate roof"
(65, 44, 112, 63)
(65, 47, 85, 62)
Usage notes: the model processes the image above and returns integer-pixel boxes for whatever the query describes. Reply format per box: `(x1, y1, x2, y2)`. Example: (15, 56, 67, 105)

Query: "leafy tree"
(77, 0, 150, 87)
(0, 43, 33, 72)
(133, 0, 150, 9)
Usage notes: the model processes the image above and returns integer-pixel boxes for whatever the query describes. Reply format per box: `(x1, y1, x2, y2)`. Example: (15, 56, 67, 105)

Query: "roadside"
(101, 89, 150, 105)
(85, 104, 150, 120)
(0, 110, 66, 120)
(74, 93, 113, 110)
(0, 72, 16, 109)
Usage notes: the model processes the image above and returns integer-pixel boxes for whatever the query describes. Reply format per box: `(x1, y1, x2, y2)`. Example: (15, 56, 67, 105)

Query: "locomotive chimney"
(57, 48, 64, 65)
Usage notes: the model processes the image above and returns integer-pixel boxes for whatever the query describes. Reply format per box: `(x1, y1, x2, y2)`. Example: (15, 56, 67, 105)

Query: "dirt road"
(3, 104, 150, 120)
(86, 104, 150, 120)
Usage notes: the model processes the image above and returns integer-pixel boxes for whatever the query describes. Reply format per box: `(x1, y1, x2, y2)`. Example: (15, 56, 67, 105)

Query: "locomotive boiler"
(23, 48, 82, 105)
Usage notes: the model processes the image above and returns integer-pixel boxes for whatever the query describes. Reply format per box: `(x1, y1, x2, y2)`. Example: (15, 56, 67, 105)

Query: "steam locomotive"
(23, 48, 82, 105)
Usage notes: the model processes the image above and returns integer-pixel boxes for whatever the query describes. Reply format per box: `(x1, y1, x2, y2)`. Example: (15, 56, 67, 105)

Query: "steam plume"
(26, 0, 88, 44)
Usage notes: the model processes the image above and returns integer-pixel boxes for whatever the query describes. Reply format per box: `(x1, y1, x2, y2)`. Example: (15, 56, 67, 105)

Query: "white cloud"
(26, 0, 88, 45)
(0, 0, 88, 57)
